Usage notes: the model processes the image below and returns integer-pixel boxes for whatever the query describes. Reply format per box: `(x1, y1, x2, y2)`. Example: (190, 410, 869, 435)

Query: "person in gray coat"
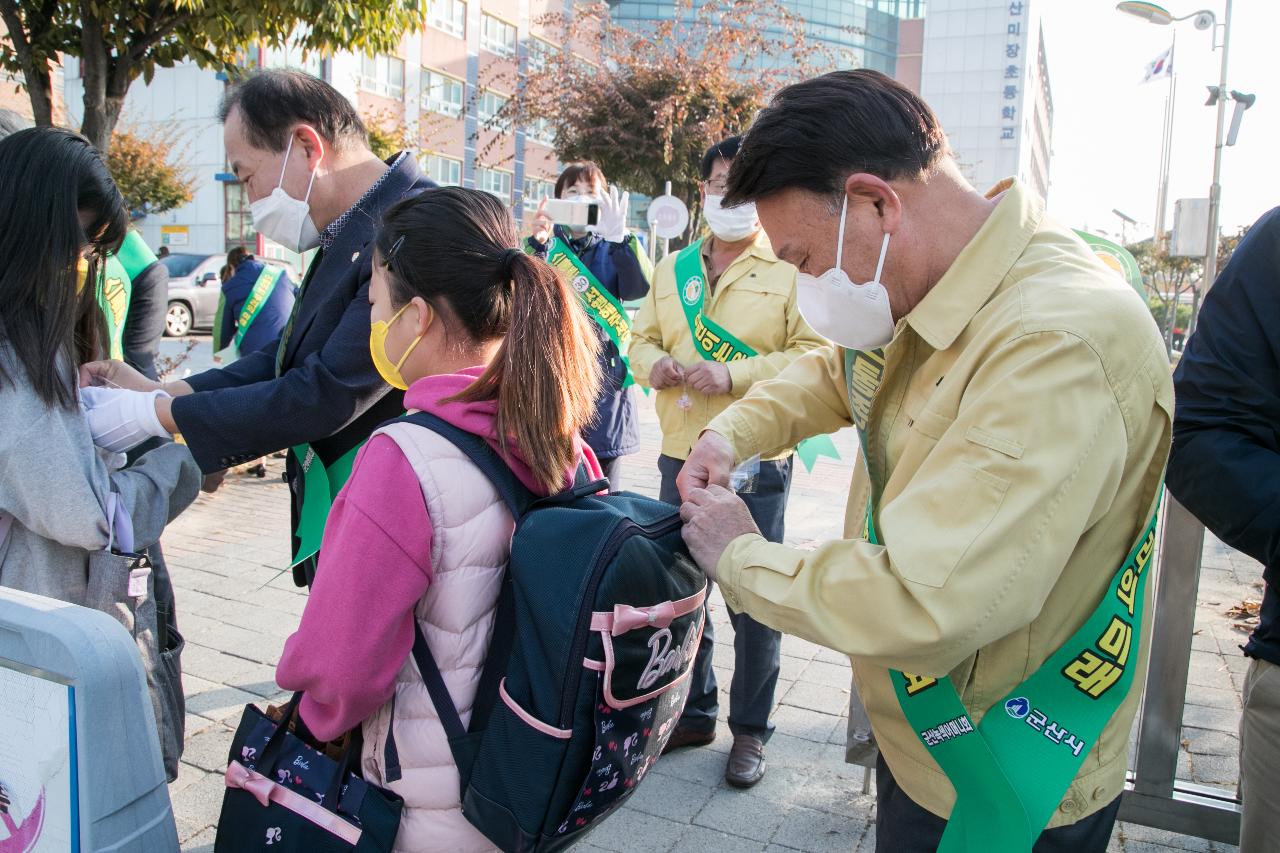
(0, 129, 198, 682)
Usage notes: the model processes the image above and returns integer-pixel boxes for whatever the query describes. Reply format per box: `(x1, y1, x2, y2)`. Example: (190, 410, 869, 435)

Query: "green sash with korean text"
(842, 347, 1157, 851)
(526, 235, 635, 388)
(676, 239, 838, 469)
(213, 265, 283, 363)
(289, 441, 363, 568)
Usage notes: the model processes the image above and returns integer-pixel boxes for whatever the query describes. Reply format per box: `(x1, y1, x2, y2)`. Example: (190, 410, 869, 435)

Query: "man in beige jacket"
(677, 70, 1172, 852)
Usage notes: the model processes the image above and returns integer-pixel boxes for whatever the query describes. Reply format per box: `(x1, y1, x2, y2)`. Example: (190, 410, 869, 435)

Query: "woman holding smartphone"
(526, 162, 651, 490)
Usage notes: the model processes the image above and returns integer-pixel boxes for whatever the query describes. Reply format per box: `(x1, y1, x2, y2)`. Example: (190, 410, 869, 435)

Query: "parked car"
(160, 252, 297, 337)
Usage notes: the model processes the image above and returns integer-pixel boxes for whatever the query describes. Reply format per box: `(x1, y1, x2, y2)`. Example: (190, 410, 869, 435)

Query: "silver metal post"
(1192, 0, 1232, 334)
(1119, 495, 1240, 844)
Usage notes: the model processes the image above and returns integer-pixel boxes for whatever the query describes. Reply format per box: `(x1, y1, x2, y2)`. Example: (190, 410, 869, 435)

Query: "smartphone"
(543, 198, 600, 228)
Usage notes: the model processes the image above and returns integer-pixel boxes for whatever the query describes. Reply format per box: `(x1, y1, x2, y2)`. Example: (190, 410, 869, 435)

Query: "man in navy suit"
(83, 70, 436, 586)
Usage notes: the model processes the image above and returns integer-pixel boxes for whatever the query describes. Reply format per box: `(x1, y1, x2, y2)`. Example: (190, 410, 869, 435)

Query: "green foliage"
(107, 125, 198, 216)
(363, 107, 414, 162)
(485, 0, 855, 237)
(1128, 225, 1250, 352)
(0, 0, 427, 149)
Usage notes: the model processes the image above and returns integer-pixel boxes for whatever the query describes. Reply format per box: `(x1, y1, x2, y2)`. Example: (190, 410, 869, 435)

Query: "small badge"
(1004, 697, 1030, 719)
(351, 251, 360, 263)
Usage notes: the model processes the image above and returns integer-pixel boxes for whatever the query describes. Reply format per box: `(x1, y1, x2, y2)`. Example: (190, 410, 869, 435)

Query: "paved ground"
(159, 338, 1254, 852)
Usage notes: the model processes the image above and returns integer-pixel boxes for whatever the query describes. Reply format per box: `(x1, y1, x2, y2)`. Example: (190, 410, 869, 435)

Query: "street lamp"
(1117, 0, 1233, 331)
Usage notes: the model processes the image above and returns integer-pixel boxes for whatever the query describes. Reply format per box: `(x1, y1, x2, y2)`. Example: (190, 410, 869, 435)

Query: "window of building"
(527, 36, 557, 72)
(427, 0, 467, 38)
(525, 116, 556, 147)
(477, 89, 511, 132)
(481, 14, 517, 57)
(360, 54, 406, 99)
(522, 177, 554, 213)
(420, 153, 463, 187)
(421, 68, 465, 117)
(477, 167, 513, 201)
(224, 182, 256, 252)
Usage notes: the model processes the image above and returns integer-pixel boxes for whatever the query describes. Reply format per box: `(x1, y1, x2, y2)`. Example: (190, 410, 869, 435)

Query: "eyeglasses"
(704, 179, 730, 194)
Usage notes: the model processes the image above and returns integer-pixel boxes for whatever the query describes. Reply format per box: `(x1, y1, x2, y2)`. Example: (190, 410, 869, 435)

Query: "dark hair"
(227, 246, 252, 268)
(0, 127, 128, 408)
(219, 69, 369, 153)
(554, 162, 606, 198)
(700, 136, 742, 181)
(724, 70, 948, 207)
(375, 187, 601, 492)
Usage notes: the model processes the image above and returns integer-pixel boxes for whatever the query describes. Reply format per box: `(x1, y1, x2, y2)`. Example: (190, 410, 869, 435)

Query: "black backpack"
(389, 412, 706, 852)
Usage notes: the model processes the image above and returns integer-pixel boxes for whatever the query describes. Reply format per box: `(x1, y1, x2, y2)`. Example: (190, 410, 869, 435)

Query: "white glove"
(590, 185, 630, 244)
(80, 386, 172, 453)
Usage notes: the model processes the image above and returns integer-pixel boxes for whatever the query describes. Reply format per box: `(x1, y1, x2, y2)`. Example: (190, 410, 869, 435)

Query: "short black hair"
(700, 136, 742, 181)
(219, 69, 368, 153)
(724, 70, 947, 207)
(555, 162, 606, 197)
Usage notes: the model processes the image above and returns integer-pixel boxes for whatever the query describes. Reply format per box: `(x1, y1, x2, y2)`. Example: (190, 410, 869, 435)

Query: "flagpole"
(1153, 32, 1176, 249)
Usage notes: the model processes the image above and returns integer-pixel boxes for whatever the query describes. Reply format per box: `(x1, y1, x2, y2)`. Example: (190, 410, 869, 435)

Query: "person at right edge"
(1166, 207, 1280, 853)
(629, 135, 825, 788)
(80, 69, 434, 587)
(674, 71, 1172, 851)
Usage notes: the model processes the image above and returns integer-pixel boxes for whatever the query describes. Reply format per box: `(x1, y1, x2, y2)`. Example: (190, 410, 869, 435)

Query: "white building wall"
(920, 0, 1051, 200)
(64, 59, 231, 256)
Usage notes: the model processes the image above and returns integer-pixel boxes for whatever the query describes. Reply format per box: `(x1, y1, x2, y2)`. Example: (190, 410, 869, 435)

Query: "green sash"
(674, 239, 756, 363)
(96, 231, 154, 360)
(290, 441, 363, 568)
(841, 348, 1156, 851)
(526, 236, 635, 388)
(674, 240, 839, 469)
(214, 265, 283, 363)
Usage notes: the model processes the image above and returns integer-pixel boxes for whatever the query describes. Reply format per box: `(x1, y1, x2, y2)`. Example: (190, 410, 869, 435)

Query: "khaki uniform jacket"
(629, 233, 825, 461)
(708, 180, 1173, 827)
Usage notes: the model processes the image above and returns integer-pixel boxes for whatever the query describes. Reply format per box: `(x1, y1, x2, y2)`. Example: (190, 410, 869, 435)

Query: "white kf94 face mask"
(249, 134, 322, 253)
(795, 196, 896, 351)
(703, 194, 760, 242)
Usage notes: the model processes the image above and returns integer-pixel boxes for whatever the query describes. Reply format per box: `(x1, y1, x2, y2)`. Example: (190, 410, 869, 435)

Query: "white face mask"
(703, 194, 760, 242)
(795, 196, 896, 351)
(250, 135, 321, 253)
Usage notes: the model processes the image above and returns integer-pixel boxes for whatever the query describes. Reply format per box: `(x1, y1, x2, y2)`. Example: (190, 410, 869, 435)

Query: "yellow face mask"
(369, 303, 428, 391)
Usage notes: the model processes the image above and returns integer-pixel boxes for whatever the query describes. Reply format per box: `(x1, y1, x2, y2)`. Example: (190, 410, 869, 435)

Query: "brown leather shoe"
(725, 735, 766, 788)
(661, 724, 716, 755)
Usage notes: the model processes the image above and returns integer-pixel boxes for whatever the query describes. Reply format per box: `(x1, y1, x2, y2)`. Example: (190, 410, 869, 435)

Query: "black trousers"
(875, 753, 1122, 853)
(658, 453, 792, 741)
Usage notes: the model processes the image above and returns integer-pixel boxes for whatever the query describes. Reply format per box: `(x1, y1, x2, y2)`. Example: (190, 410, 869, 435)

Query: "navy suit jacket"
(173, 155, 435, 576)
(1168, 207, 1280, 665)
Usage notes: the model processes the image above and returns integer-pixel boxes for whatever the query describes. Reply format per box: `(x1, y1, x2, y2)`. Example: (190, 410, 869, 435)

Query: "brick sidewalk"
(162, 387, 1249, 852)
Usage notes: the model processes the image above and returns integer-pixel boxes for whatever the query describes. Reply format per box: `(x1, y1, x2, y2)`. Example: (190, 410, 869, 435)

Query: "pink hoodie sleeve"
(276, 434, 433, 742)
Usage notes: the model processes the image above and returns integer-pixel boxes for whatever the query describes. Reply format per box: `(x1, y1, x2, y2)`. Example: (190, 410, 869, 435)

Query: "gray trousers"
(1241, 657, 1280, 853)
(658, 453, 792, 741)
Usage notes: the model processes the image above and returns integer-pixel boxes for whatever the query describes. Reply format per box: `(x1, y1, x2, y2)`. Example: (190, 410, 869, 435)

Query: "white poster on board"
(0, 665, 75, 853)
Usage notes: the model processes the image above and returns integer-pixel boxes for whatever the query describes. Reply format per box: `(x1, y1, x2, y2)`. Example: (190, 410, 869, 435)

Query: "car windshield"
(160, 253, 207, 278)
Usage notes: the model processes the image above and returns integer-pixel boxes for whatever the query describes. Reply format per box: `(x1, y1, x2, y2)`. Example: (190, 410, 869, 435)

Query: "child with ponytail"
(275, 187, 602, 852)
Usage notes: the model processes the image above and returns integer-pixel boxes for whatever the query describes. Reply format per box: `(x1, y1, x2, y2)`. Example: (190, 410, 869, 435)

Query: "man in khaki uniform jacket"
(677, 71, 1172, 852)
(631, 136, 825, 789)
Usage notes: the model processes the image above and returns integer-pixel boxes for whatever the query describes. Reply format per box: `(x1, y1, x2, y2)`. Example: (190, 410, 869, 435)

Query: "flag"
(1142, 45, 1174, 84)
